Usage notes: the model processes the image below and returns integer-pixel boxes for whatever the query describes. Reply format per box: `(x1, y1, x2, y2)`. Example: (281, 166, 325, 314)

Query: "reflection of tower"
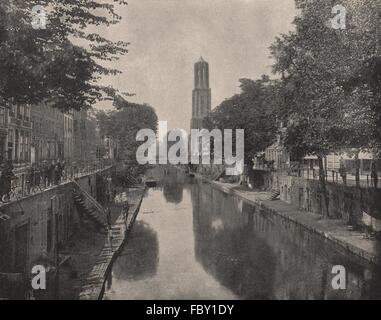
(191, 57, 211, 130)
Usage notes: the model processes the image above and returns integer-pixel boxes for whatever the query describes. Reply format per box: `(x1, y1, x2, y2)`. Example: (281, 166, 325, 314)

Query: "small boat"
(145, 180, 157, 187)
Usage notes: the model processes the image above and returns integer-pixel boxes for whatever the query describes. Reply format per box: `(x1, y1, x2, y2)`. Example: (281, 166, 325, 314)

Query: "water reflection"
(112, 221, 159, 281)
(163, 175, 184, 204)
(192, 184, 276, 299)
(104, 167, 381, 300)
(191, 179, 381, 300)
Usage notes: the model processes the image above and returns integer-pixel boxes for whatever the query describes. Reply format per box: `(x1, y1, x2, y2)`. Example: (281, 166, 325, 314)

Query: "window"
(9, 104, 16, 116)
(17, 105, 23, 119)
(20, 132, 24, 161)
(25, 105, 31, 121)
(25, 133, 29, 161)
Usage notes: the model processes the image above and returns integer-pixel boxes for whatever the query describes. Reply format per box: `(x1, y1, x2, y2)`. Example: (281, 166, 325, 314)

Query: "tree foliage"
(204, 76, 279, 164)
(270, 0, 380, 157)
(0, 0, 130, 111)
(270, 0, 380, 216)
(96, 96, 158, 161)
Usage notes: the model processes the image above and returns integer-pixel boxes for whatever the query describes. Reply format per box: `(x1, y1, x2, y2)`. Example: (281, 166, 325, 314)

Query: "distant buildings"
(256, 121, 377, 178)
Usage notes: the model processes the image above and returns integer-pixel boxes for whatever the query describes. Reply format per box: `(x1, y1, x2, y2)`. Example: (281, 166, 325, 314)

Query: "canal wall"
(0, 167, 114, 276)
(196, 174, 381, 268)
(250, 169, 381, 233)
(79, 188, 145, 300)
(192, 181, 381, 299)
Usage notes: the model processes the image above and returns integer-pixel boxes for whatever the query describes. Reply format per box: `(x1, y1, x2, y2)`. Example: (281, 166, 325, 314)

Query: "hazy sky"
(97, 0, 296, 131)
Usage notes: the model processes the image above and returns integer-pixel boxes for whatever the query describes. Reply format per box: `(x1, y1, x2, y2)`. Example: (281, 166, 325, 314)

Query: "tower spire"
(191, 57, 211, 130)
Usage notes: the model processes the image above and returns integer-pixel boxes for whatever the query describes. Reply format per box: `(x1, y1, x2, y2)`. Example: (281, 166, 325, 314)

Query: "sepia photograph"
(0, 0, 380, 307)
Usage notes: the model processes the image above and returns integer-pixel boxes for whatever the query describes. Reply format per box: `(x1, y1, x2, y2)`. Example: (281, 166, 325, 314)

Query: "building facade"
(63, 111, 74, 162)
(31, 102, 64, 165)
(7, 103, 32, 173)
(191, 57, 211, 130)
(0, 100, 9, 161)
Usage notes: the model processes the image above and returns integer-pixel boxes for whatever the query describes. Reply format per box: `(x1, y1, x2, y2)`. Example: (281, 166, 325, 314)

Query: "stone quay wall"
(0, 167, 114, 275)
(251, 169, 381, 233)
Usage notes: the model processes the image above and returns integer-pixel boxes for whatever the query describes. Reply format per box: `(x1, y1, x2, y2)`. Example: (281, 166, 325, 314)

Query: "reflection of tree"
(191, 182, 276, 299)
(112, 221, 159, 281)
(161, 168, 184, 204)
(163, 182, 183, 204)
(191, 182, 381, 300)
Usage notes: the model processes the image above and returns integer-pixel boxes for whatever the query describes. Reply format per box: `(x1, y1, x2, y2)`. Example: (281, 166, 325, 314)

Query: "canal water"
(103, 167, 381, 300)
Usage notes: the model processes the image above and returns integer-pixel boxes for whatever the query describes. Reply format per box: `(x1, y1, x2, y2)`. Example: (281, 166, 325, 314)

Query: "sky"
(96, 0, 296, 131)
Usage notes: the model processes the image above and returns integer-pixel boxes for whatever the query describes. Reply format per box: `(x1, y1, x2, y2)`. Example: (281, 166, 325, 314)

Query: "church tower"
(191, 57, 211, 130)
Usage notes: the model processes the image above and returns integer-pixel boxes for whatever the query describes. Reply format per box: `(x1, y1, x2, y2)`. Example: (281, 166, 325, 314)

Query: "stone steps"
(73, 190, 108, 231)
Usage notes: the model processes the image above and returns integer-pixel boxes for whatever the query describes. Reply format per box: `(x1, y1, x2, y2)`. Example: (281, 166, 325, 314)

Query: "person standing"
(106, 207, 112, 229)
(40, 161, 46, 187)
(25, 166, 31, 195)
(339, 159, 347, 185)
(60, 160, 65, 181)
(35, 164, 41, 187)
(371, 162, 378, 189)
(1, 160, 15, 201)
(48, 160, 55, 186)
(54, 161, 60, 185)
(122, 201, 130, 227)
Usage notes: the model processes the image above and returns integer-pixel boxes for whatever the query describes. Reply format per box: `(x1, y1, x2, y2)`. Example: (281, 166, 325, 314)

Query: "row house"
(63, 111, 74, 162)
(7, 103, 33, 174)
(0, 101, 101, 177)
(0, 102, 8, 161)
(31, 102, 64, 165)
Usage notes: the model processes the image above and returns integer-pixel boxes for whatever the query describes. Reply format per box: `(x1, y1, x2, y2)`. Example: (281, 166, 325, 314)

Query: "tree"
(270, 0, 380, 216)
(204, 76, 278, 165)
(0, 0, 130, 111)
(96, 96, 158, 162)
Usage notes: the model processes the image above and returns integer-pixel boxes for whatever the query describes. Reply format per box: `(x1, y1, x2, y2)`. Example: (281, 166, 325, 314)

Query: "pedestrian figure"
(60, 160, 65, 181)
(122, 201, 130, 222)
(41, 160, 48, 187)
(35, 165, 41, 187)
(106, 207, 114, 251)
(371, 162, 378, 189)
(54, 162, 60, 185)
(30, 165, 36, 188)
(25, 166, 31, 195)
(1, 160, 15, 201)
(106, 207, 112, 229)
(47, 161, 55, 186)
(339, 160, 347, 185)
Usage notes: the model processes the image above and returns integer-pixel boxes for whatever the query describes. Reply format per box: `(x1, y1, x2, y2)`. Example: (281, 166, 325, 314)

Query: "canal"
(103, 167, 381, 300)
